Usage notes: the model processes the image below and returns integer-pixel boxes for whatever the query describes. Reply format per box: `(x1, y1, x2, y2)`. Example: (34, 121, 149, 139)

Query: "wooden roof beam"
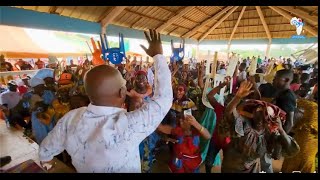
(228, 6, 246, 44)
(207, 30, 298, 36)
(256, 6, 272, 42)
(310, 9, 317, 16)
(182, 6, 234, 38)
(49, 6, 58, 14)
(277, 6, 318, 27)
(194, 7, 211, 18)
(269, 6, 318, 36)
(101, 6, 127, 29)
(199, 6, 239, 42)
(156, 6, 195, 33)
(123, 9, 192, 32)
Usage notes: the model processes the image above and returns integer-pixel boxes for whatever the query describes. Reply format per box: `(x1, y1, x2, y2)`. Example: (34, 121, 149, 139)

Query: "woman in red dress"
(158, 113, 211, 173)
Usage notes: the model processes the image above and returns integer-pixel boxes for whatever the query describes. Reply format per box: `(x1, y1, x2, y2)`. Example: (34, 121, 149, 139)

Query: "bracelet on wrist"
(199, 126, 204, 133)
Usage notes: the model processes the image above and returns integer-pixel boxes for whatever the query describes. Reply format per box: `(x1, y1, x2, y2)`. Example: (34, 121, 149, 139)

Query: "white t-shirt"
(217, 69, 226, 75)
(238, 71, 247, 82)
(0, 90, 22, 109)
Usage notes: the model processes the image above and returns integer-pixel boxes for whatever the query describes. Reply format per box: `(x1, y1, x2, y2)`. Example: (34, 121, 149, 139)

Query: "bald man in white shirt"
(39, 30, 173, 173)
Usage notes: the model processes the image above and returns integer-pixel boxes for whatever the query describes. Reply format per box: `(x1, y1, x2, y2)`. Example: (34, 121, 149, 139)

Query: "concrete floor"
(0, 119, 284, 173)
(0, 120, 74, 173)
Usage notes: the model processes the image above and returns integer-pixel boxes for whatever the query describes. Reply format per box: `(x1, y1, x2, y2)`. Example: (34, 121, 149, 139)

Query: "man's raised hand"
(140, 29, 163, 57)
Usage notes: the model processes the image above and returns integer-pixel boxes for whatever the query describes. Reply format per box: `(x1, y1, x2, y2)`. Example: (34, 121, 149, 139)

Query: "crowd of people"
(0, 30, 318, 173)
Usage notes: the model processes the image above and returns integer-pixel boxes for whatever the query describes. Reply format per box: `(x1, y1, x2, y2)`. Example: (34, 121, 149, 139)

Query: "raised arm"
(171, 61, 179, 77)
(225, 81, 253, 120)
(14, 62, 21, 71)
(275, 117, 300, 157)
(126, 30, 173, 139)
(248, 76, 262, 100)
(198, 61, 205, 89)
(157, 124, 173, 135)
(186, 115, 211, 140)
(207, 76, 231, 107)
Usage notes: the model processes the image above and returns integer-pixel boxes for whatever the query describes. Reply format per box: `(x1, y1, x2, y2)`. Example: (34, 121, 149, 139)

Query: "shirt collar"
(86, 103, 126, 116)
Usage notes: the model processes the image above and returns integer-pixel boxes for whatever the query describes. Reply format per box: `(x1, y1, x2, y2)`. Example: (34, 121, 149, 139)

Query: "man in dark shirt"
(259, 83, 277, 99)
(260, 69, 297, 173)
(273, 69, 296, 133)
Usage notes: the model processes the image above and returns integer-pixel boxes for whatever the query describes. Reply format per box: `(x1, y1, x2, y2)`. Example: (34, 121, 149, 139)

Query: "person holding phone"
(157, 113, 211, 173)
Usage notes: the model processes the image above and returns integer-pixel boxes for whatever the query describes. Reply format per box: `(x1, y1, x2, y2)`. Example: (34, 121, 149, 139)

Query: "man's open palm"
(140, 29, 163, 57)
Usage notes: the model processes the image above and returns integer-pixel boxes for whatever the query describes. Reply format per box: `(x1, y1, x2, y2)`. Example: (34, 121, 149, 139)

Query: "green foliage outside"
(230, 48, 265, 58)
(269, 44, 310, 58)
(228, 44, 313, 59)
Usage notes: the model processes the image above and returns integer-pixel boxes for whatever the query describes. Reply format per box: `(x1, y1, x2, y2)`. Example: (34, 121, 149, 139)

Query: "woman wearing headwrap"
(161, 83, 196, 131)
(33, 68, 57, 104)
(219, 81, 300, 173)
(50, 72, 75, 122)
(126, 70, 152, 111)
(281, 84, 318, 173)
(11, 77, 49, 140)
(171, 84, 196, 115)
(126, 70, 156, 173)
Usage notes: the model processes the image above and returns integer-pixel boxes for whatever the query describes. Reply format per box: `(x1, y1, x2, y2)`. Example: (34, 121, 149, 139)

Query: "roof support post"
(100, 6, 127, 34)
(156, 6, 195, 33)
(256, 6, 272, 42)
(266, 40, 272, 58)
(227, 6, 246, 54)
(182, 6, 234, 39)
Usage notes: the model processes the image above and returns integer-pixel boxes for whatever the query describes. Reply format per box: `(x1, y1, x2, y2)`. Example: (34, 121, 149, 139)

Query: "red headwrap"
(135, 70, 147, 77)
(240, 99, 287, 132)
(174, 83, 188, 103)
(177, 83, 187, 92)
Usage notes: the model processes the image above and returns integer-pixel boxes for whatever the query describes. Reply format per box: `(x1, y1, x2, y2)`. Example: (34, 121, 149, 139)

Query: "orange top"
(58, 73, 73, 85)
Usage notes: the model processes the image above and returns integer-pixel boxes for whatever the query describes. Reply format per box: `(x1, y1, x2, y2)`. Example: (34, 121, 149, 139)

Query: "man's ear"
(119, 86, 127, 99)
